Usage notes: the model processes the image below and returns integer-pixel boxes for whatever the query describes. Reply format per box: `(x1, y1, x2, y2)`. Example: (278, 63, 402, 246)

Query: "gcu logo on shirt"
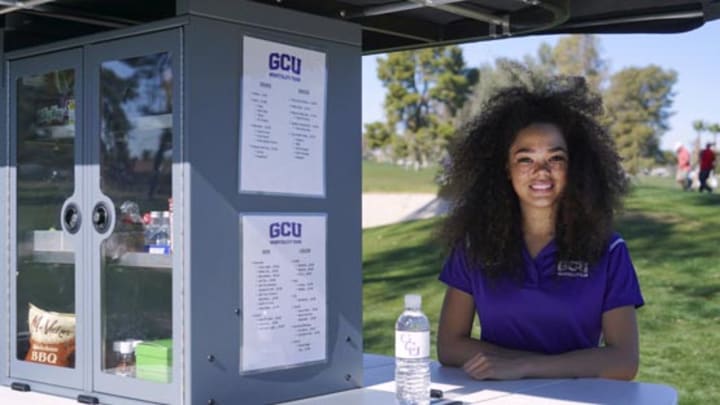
(557, 260, 589, 277)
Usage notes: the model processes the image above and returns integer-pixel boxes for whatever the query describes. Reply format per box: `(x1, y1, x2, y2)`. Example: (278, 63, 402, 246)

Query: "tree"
(373, 46, 477, 168)
(457, 36, 607, 126)
(706, 123, 720, 148)
(521, 42, 557, 81)
(552, 35, 608, 93)
(456, 58, 553, 125)
(692, 119, 706, 136)
(362, 121, 394, 161)
(692, 120, 706, 164)
(604, 66, 677, 174)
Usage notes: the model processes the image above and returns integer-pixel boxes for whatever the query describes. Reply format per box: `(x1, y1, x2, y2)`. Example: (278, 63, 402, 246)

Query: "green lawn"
(363, 176, 720, 405)
(362, 161, 439, 193)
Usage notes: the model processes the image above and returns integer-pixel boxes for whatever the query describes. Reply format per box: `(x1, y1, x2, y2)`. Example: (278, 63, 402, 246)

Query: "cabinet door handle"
(62, 203, 81, 234)
(92, 202, 111, 233)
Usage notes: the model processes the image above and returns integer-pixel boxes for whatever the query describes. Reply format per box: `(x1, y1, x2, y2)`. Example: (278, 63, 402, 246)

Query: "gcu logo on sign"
(268, 52, 302, 75)
(269, 222, 302, 238)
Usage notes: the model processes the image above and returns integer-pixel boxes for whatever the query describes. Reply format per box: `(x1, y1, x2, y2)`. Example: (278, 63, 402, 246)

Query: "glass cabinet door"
(88, 29, 179, 404)
(9, 49, 84, 388)
(98, 52, 174, 380)
(8, 30, 179, 404)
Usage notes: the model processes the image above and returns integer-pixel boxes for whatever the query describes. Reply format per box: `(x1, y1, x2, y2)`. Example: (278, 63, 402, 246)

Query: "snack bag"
(25, 303, 76, 367)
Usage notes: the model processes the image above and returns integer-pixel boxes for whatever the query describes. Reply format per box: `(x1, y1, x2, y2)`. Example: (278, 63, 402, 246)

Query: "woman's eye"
(517, 157, 532, 164)
(550, 155, 567, 162)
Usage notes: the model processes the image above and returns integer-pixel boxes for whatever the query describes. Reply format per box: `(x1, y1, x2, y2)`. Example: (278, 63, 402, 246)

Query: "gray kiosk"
(1, 1, 361, 404)
(1, 0, 717, 404)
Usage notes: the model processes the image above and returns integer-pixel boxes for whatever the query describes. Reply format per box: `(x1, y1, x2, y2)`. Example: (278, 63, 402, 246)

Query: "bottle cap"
(404, 294, 421, 310)
(113, 340, 135, 354)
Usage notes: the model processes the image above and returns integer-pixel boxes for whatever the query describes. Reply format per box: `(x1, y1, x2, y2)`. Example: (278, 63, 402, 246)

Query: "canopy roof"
(2, 0, 719, 53)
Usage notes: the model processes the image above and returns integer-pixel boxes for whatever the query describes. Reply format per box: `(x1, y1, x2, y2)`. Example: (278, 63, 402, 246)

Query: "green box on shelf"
(135, 339, 172, 383)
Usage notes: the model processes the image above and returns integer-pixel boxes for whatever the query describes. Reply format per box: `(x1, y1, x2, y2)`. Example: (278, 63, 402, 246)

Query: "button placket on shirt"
(522, 249, 541, 288)
(524, 242, 558, 288)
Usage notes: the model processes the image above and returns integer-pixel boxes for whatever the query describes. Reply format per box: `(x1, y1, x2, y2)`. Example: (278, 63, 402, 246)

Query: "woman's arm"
(461, 306, 640, 381)
(437, 287, 532, 366)
(525, 305, 639, 380)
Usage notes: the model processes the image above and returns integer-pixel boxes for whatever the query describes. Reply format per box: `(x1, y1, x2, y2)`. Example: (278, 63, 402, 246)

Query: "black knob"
(92, 202, 111, 233)
(62, 203, 81, 234)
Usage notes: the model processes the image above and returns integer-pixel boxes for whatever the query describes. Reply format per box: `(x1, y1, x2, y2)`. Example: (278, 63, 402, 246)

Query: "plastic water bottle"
(395, 294, 430, 405)
(145, 211, 171, 254)
(152, 211, 171, 247)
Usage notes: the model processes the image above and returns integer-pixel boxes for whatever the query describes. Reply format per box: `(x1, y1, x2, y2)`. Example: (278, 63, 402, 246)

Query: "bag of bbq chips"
(25, 303, 76, 367)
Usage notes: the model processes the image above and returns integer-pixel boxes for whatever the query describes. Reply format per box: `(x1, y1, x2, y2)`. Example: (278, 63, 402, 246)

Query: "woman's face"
(508, 123, 568, 213)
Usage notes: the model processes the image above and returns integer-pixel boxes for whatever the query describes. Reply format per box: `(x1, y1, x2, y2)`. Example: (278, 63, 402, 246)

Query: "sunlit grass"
(362, 161, 439, 193)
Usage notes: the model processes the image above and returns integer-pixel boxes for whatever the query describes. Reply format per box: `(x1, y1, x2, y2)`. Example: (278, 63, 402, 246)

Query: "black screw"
(345, 336, 352, 343)
(208, 400, 215, 405)
(234, 308, 241, 316)
(208, 354, 215, 362)
(344, 374, 352, 381)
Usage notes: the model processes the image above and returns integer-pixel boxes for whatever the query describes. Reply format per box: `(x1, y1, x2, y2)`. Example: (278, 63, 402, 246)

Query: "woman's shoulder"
(447, 243, 469, 266)
(440, 243, 481, 293)
(606, 232, 626, 253)
(598, 232, 636, 270)
(445, 242, 485, 274)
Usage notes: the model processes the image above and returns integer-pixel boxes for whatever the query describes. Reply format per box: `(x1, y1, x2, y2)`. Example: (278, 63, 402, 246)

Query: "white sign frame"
(239, 213, 328, 374)
(239, 36, 327, 198)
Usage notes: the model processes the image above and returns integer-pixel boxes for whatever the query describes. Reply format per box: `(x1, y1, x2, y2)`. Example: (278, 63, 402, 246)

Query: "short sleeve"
(603, 238, 644, 312)
(438, 247, 474, 295)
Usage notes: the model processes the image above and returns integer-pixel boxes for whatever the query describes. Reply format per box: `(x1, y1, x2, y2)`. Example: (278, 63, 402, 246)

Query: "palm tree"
(692, 120, 706, 164)
(707, 123, 720, 149)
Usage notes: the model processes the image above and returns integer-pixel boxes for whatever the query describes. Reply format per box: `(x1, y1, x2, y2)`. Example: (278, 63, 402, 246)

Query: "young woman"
(437, 79, 643, 381)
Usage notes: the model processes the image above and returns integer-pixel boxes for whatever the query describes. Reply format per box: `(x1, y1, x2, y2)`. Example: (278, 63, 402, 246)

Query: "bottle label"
(395, 331, 430, 359)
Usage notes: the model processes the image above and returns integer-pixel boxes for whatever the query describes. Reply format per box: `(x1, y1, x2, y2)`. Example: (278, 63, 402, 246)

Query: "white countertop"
(0, 354, 678, 404)
(286, 354, 678, 405)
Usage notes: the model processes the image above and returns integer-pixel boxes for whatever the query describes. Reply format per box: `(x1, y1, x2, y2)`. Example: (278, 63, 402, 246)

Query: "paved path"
(362, 193, 449, 228)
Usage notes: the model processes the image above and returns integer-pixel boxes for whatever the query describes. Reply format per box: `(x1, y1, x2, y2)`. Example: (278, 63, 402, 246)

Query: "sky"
(362, 20, 720, 151)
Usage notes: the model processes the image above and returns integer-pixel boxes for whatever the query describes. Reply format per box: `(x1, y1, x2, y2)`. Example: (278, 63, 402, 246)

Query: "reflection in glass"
(100, 53, 173, 382)
(16, 69, 77, 368)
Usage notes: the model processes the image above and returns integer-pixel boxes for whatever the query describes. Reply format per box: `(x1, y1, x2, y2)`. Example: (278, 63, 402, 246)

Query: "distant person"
(699, 142, 716, 193)
(674, 142, 691, 190)
(436, 79, 643, 381)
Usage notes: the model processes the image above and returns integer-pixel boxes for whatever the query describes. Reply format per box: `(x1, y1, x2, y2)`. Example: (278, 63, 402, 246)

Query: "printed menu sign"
(240, 36, 326, 197)
(241, 214, 327, 372)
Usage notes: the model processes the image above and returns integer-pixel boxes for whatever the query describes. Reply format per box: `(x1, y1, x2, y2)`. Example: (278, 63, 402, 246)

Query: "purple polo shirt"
(439, 234, 644, 355)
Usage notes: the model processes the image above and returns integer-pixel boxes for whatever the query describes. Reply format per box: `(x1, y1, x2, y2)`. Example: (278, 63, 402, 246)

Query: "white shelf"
(32, 251, 172, 271)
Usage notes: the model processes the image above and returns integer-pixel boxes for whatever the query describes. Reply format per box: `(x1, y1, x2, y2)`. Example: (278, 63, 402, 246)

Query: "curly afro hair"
(439, 77, 628, 280)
